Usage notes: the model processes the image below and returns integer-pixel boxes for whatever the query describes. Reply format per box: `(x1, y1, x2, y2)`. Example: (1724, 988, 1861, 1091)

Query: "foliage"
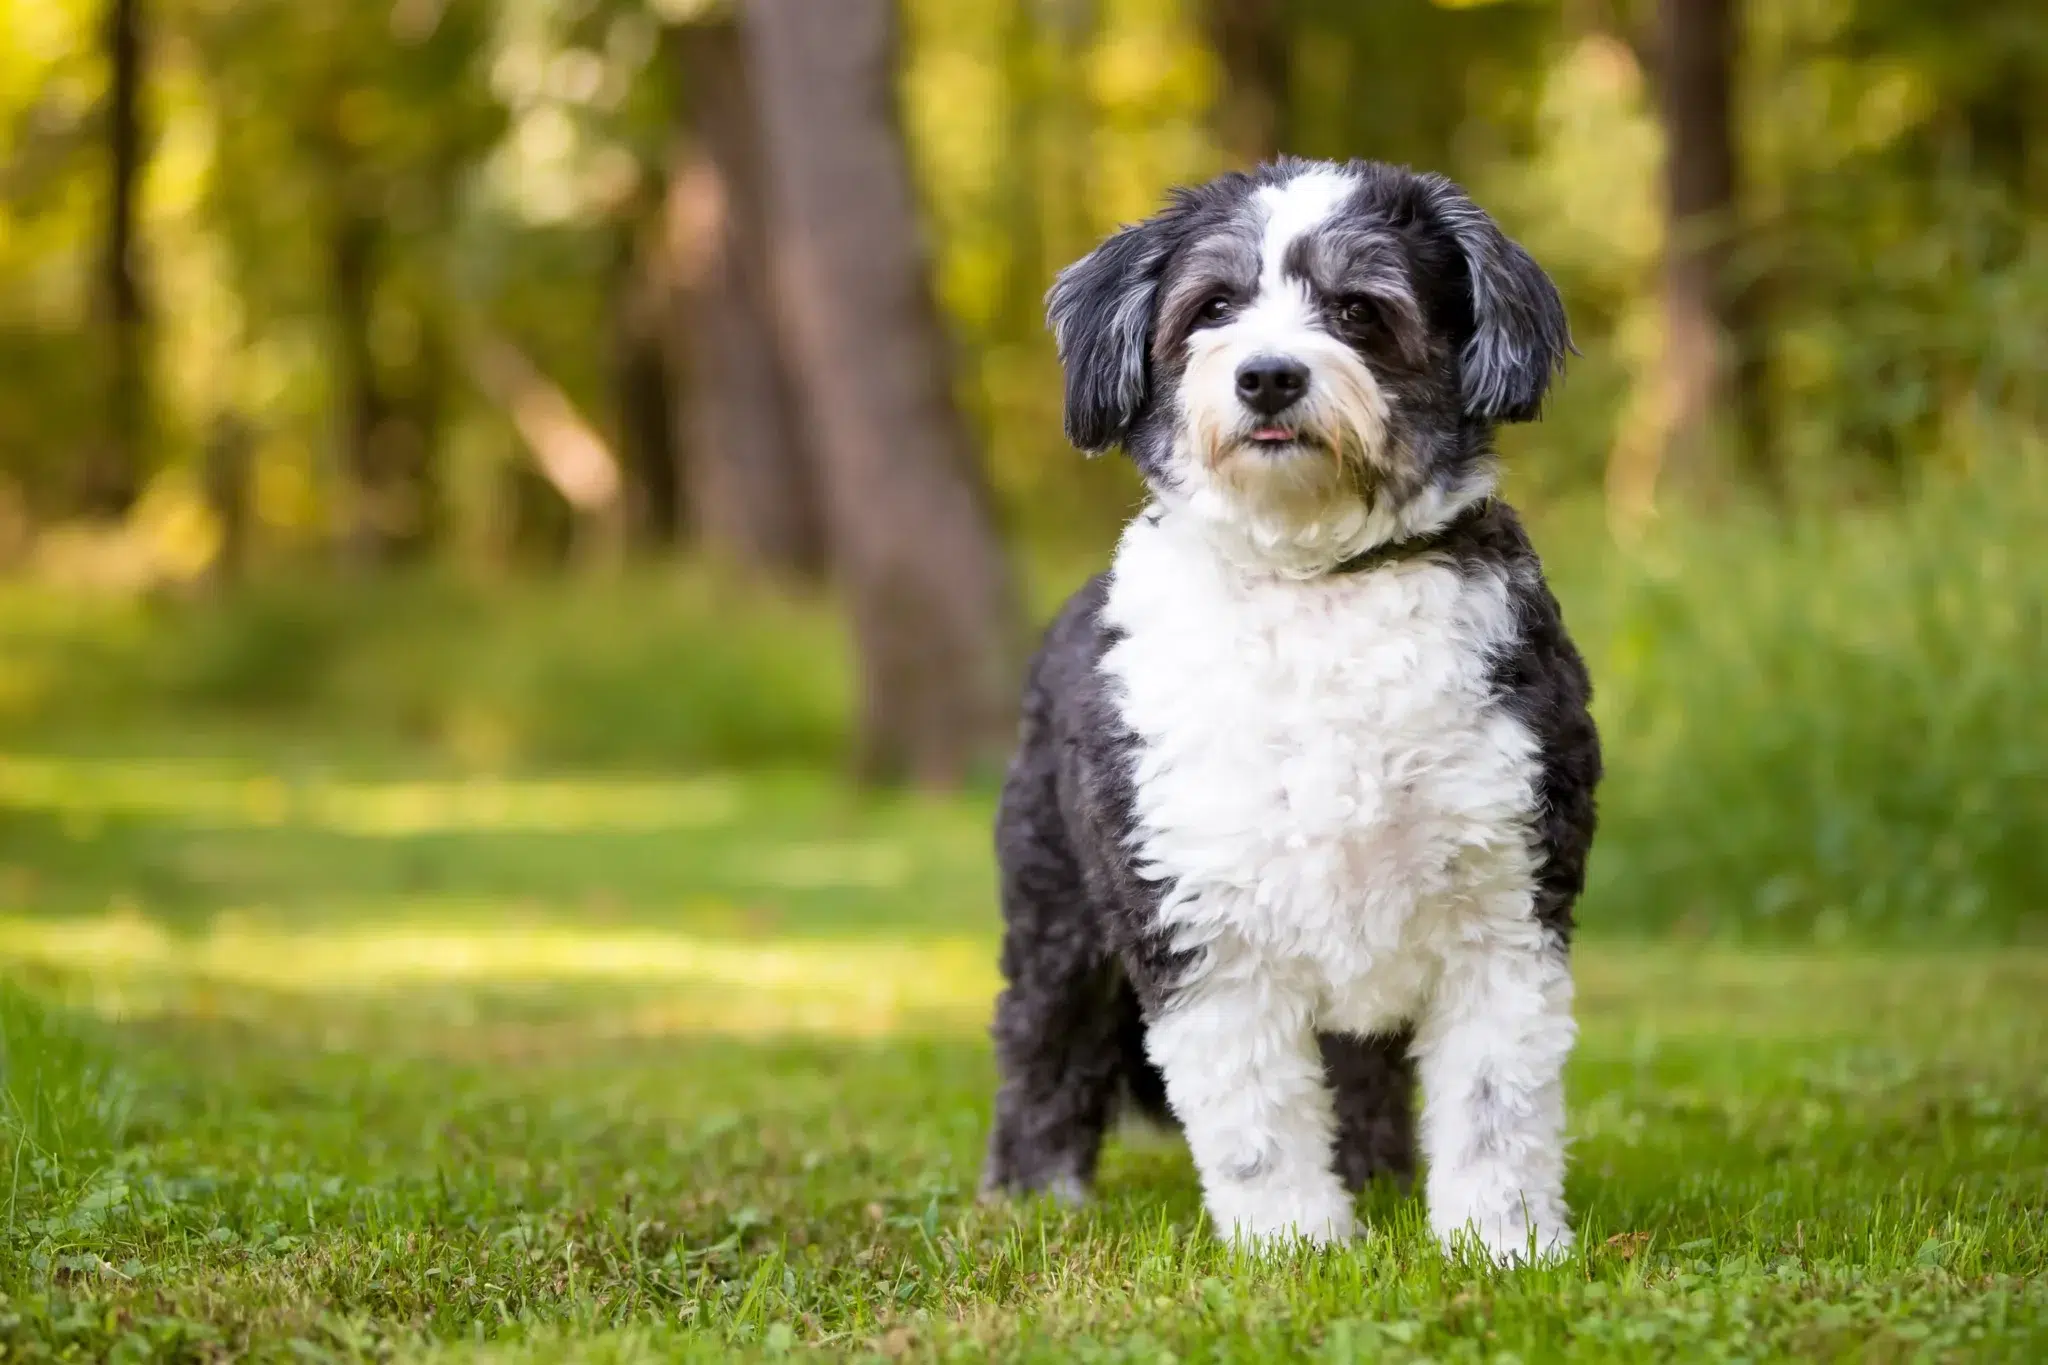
(1573, 452, 2048, 941)
(1744, 0, 2048, 485)
(5, 0, 2043, 552)
(0, 0, 106, 502)
(4, 455, 2042, 942)
(0, 567, 853, 772)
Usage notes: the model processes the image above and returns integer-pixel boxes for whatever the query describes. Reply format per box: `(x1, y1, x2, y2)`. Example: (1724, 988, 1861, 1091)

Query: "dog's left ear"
(1416, 175, 1571, 424)
(1045, 210, 1185, 454)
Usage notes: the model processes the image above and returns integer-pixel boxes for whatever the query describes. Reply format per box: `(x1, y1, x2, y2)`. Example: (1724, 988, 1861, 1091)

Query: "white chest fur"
(1100, 510, 1543, 1030)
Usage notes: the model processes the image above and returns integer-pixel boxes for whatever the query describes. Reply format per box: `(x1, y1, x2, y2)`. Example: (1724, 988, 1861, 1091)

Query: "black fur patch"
(1438, 501, 1602, 946)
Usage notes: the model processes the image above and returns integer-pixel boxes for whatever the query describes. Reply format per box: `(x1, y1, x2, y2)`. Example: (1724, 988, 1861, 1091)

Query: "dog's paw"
(1208, 1179, 1358, 1250)
(976, 1168, 1090, 1208)
(1434, 1212, 1574, 1267)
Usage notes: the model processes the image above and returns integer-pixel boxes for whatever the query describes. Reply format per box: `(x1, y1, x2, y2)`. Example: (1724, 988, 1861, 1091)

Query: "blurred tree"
(607, 209, 683, 552)
(188, 0, 505, 565)
(82, 0, 149, 518)
(1287, 0, 1542, 172)
(464, 333, 624, 556)
(464, 0, 669, 564)
(200, 412, 252, 586)
(745, 0, 1022, 786)
(1748, 0, 2048, 490)
(668, 14, 825, 580)
(910, 0, 1195, 553)
(1645, 0, 1765, 502)
(326, 207, 385, 562)
(1, 0, 2041, 578)
(1203, 0, 1287, 166)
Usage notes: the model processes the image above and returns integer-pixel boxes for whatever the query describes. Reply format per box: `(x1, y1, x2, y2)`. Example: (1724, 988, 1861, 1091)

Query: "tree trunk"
(742, 0, 1023, 787)
(329, 209, 389, 567)
(608, 222, 683, 551)
(382, 309, 447, 561)
(84, 0, 148, 517)
(1203, 0, 1288, 167)
(1644, 0, 1765, 501)
(202, 412, 253, 588)
(464, 331, 625, 566)
(328, 208, 448, 565)
(668, 19, 825, 580)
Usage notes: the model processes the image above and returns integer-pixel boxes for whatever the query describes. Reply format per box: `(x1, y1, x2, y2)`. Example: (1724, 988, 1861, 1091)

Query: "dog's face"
(1048, 159, 1569, 568)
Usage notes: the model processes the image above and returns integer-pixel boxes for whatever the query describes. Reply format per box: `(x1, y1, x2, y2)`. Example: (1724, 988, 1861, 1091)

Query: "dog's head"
(1048, 158, 1568, 573)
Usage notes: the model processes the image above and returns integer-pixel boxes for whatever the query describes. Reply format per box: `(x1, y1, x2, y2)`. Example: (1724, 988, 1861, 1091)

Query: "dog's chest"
(1100, 519, 1539, 995)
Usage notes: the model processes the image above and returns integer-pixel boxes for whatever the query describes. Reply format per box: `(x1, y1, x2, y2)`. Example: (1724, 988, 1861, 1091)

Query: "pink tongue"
(1252, 426, 1296, 441)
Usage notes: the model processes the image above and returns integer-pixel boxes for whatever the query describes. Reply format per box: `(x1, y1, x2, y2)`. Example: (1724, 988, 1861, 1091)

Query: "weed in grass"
(2, 983, 131, 1215)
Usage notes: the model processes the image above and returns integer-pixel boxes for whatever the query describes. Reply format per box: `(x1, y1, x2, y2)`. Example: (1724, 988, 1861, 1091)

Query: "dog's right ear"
(1046, 214, 1181, 455)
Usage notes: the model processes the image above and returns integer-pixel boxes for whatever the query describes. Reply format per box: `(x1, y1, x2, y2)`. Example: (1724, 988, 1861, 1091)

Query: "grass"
(4, 457, 2046, 942)
(0, 566, 854, 774)
(1554, 460, 2048, 942)
(3, 742, 2046, 1361)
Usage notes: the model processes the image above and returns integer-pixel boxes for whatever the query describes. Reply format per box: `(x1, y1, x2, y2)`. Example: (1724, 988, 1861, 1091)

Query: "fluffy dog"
(980, 158, 1600, 1262)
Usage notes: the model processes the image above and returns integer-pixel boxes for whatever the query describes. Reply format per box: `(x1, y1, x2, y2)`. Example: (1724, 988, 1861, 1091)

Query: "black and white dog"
(981, 158, 1600, 1263)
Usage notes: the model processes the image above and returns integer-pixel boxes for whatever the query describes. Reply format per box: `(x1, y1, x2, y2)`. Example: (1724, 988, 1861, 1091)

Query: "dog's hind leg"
(982, 945, 1125, 1204)
(1320, 1030, 1417, 1192)
(980, 746, 1122, 1204)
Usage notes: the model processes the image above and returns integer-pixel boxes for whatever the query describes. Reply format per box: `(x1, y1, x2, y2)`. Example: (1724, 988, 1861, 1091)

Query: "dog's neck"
(1326, 497, 1492, 576)
(1155, 467, 1496, 581)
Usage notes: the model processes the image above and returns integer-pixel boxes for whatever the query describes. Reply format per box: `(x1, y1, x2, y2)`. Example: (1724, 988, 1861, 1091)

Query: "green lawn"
(3, 742, 2045, 1362)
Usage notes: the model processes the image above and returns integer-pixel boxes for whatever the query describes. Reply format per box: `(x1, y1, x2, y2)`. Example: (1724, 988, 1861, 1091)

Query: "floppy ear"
(1416, 174, 1572, 424)
(1045, 214, 1182, 454)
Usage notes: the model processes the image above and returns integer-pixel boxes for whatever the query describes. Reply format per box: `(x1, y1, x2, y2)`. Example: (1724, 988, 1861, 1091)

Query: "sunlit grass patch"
(0, 915, 1001, 1042)
(0, 755, 748, 836)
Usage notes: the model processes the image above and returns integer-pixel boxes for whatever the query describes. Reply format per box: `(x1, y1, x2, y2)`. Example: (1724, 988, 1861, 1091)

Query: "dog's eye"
(1334, 296, 1380, 330)
(1197, 294, 1234, 324)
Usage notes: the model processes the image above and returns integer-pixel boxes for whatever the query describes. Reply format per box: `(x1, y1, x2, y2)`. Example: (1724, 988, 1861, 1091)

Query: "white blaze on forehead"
(1252, 167, 1358, 292)
(1161, 163, 1482, 576)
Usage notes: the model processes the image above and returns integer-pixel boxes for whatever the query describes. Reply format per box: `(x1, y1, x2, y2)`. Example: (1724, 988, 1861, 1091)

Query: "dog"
(980, 158, 1600, 1263)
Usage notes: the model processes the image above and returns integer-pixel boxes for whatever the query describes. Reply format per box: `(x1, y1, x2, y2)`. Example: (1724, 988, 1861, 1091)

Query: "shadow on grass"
(0, 748, 998, 938)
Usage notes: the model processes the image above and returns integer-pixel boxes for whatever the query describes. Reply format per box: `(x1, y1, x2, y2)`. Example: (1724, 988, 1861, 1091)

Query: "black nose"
(1234, 356, 1309, 416)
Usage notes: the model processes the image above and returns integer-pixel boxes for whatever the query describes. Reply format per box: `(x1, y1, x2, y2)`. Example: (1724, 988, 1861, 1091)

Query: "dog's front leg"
(1146, 974, 1354, 1247)
(1415, 918, 1576, 1264)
